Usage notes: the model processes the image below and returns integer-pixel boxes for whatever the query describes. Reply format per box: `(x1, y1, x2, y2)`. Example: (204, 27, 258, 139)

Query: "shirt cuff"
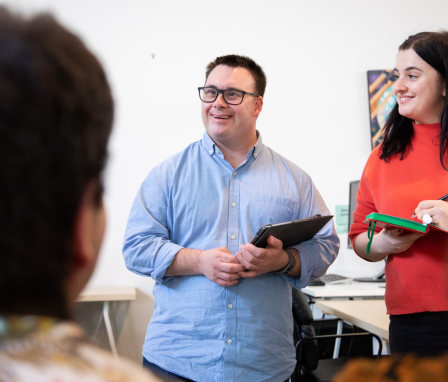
(151, 243, 184, 283)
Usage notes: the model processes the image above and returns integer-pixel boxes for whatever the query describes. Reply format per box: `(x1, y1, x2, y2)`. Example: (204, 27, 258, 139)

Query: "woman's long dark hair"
(380, 32, 448, 170)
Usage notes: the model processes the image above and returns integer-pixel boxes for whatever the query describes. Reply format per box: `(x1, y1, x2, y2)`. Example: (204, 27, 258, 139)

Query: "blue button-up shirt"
(123, 132, 339, 382)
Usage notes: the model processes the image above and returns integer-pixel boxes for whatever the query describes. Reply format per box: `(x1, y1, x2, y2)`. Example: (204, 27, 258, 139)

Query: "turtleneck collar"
(412, 122, 440, 146)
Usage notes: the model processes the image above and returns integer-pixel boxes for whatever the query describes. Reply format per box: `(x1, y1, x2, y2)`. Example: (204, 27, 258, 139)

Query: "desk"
(78, 286, 136, 302)
(302, 281, 386, 299)
(315, 299, 389, 341)
(316, 299, 389, 358)
(77, 286, 137, 358)
(303, 282, 388, 358)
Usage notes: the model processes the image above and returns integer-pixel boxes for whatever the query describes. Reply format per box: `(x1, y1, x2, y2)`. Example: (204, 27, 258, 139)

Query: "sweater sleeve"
(348, 150, 382, 250)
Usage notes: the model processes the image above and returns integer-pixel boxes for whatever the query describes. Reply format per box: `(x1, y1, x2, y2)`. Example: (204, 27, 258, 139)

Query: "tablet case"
(250, 214, 333, 248)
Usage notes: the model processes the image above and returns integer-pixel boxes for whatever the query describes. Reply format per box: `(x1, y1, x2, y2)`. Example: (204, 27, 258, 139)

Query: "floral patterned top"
(0, 315, 160, 382)
(334, 353, 448, 382)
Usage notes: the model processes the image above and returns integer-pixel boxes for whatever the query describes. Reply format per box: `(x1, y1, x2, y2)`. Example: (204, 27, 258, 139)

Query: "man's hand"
(235, 236, 289, 278)
(198, 247, 244, 287)
(166, 247, 243, 287)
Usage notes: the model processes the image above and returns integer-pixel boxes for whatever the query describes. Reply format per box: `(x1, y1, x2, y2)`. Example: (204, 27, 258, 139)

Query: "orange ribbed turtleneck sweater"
(349, 123, 448, 315)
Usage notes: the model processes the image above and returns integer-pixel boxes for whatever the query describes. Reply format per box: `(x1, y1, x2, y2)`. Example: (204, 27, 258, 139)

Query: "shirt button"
(233, 171, 237, 176)
(230, 234, 236, 240)
(227, 339, 232, 344)
(208, 149, 213, 155)
(231, 202, 237, 207)
(227, 303, 233, 309)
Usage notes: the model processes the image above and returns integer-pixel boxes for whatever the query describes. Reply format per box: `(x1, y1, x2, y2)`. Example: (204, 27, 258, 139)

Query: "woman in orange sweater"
(349, 31, 448, 356)
(335, 200, 448, 381)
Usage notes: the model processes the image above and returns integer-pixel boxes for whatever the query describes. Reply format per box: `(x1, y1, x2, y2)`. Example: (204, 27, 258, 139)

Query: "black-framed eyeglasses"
(198, 86, 260, 105)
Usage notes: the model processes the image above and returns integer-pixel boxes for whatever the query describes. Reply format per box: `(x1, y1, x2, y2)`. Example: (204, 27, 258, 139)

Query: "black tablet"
(250, 215, 333, 248)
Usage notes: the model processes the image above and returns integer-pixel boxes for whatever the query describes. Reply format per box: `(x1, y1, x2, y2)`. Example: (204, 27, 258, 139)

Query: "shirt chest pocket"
(245, 193, 296, 235)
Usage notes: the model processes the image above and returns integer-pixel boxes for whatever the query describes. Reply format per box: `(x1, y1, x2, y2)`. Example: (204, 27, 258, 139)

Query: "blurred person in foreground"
(0, 6, 159, 381)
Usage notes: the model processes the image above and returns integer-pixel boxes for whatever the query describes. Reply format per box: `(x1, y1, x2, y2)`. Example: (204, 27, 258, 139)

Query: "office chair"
(291, 287, 383, 382)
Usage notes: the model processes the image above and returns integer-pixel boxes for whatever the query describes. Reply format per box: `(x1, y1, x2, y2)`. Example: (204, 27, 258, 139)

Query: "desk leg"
(377, 339, 390, 355)
(103, 301, 119, 359)
(333, 319, 343, 359)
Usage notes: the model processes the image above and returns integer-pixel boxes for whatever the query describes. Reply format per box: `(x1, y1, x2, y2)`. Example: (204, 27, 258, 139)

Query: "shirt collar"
(251, 130, 263, 159)
(201, 130, 264, 159)
(202, 131, 217, 156)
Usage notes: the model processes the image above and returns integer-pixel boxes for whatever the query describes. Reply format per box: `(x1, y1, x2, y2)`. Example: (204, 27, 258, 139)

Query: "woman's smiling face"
(393, 48, 446, 124)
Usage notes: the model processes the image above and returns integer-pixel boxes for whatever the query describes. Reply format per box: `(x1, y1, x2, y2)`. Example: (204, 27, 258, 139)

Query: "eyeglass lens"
(200, 87, 244, 105)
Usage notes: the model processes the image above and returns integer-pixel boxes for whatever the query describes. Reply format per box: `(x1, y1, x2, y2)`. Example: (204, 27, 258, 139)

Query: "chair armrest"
(312, 318, 340, 324)
(296, 332, 383, 357)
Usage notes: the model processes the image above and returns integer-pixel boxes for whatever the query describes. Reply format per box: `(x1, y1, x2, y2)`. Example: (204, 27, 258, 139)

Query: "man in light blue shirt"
(123, 54, 339, 382)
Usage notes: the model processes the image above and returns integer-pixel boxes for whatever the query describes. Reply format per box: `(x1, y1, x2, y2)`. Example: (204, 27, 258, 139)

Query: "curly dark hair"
(381, 31, 448, 170)
(205, 54, 267, 96)
(0, 7, 113, 317)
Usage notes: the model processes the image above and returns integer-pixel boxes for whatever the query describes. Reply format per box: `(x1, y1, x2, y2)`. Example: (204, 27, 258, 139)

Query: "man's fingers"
(219, 261, 244, 274)
(235, 252, 255, 272)
(215, 278, 239, 287)
(216, 271, 240, 281)
(239, 270, 258, 278)
(236, 250, 263, 270)
(266, 235, 283, 248)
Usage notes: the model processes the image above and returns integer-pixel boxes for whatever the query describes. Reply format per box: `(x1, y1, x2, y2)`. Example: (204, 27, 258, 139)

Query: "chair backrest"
(292, 287, 319, 372)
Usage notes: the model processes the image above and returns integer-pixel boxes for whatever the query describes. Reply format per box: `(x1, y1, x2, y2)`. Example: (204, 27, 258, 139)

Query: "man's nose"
(213, 92, 227, 107)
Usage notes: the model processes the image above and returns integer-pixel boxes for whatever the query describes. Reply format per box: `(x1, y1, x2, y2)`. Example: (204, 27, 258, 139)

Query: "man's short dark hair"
(0, 7, 113, 316)
(205, 54, 267, 97)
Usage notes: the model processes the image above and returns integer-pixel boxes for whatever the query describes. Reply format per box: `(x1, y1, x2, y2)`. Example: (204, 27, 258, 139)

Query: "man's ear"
(72, 182, 105, 272)
(68, 182, 105, 301)
(253, 96, 263, 118)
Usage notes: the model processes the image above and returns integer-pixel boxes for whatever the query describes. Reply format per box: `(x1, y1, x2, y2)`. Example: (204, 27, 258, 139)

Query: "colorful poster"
(367, 70, 396, 149)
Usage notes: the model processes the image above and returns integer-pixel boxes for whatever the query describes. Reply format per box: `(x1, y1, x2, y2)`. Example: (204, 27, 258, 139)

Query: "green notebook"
(365, 212, 430, 233)
(364, 212, 448, 254)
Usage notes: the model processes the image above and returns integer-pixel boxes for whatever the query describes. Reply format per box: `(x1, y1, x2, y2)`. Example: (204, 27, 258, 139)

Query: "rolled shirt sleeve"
(123, 167, 183, 282)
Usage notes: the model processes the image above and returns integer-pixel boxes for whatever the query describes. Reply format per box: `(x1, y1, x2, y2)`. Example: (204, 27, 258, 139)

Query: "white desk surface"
(302, 281, 386, 298)
(315, 299, 389, 341)
(77, 286, 137, 302)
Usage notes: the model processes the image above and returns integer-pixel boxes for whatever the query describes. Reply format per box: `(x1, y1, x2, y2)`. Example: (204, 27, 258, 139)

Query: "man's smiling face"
(201, 64, 262, 149)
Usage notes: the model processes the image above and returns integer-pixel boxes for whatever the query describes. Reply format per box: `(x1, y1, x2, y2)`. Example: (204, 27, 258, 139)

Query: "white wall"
(5, 0, 448, 361)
